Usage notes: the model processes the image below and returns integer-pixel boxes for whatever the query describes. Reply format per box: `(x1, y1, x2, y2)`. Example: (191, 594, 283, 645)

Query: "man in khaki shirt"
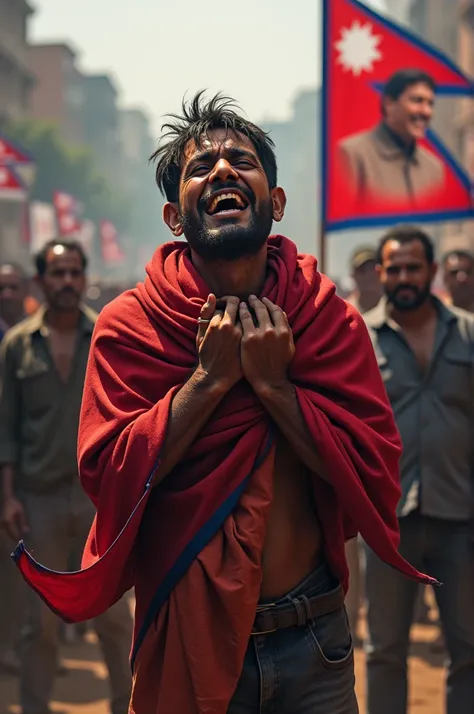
(0, 239, 132, 714)
(339, 69, 444, 207)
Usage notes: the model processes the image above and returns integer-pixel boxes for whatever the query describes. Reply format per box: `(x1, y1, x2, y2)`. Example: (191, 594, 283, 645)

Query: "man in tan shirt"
(339, 69, 444, 207)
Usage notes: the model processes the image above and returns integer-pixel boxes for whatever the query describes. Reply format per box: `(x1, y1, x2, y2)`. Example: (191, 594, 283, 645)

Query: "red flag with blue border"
(322, 0, 474, 231)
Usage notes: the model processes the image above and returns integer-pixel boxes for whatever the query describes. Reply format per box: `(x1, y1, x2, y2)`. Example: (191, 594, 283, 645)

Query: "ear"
(431, 261, 438, 282)
(271, 187, 287, 223)
(163, 202, 184, 237)
(375, 264, 383, 280)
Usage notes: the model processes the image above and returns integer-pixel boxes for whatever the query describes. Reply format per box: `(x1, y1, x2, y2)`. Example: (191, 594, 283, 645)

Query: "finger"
(239, 302, 256, 336)
(197, 294, 217, 341)
(221, 296, 240, 325)
(248, 295, 272, 329)
(262, 298, 287, 329)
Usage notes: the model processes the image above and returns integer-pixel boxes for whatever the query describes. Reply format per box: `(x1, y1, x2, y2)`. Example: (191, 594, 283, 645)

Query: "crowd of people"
(1, 93, 474, 714)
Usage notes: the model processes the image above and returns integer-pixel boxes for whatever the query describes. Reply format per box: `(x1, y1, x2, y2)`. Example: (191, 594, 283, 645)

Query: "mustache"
(393, 284, 419, 294)
(57, 287, 79, 297)
(198, 182, 254, 212)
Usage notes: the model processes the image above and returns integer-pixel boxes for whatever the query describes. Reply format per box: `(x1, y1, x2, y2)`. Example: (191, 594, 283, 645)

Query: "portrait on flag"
(322, 0, 474, 231)
(338, 69, 444, 205)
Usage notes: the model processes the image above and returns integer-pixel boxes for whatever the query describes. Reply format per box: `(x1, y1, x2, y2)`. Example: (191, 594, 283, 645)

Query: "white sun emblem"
(335, 21, 382, 76)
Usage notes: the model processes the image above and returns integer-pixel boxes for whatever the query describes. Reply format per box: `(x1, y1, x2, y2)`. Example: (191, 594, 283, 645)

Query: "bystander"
(0, 240, 133, 714)
(364, 225, 474, 714)
(0, 262, 28, 675)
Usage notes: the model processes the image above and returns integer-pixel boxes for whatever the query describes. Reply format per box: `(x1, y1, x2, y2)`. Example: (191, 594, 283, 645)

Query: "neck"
(191, 246, 268, 300)
(356, 289, 383, 313)
(388, 296, 436, 328)
(452, 296, 474, 313)
(45, 306, 81, 332)
(384, 121, 414, 148)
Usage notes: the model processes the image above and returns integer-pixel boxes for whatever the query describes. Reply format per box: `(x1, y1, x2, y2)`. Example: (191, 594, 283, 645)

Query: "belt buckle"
(251, 602, 277, 636)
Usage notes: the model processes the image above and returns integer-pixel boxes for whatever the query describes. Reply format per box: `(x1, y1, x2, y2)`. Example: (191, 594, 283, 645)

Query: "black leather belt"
(251, 585, 345, 636)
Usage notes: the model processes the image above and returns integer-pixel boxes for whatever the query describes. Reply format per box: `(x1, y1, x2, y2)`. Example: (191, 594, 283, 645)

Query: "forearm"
(256, 381, 330, 482)
(153, 367, 230, 485)
(1, 463, 17, 501)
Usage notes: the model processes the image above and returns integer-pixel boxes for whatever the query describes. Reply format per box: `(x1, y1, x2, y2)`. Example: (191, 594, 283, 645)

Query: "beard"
(386, 281, 431, 311)
(180, 192, 274, 262)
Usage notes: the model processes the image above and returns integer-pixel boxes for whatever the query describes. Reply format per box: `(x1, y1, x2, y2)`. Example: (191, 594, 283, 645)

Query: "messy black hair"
(377, 224, 435, 265)
(35, 238, 88, 277)
(150, 91, 278, 203)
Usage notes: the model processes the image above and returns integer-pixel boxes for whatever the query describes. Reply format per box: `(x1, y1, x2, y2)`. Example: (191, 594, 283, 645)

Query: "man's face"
(165, 128, 285, 261)
(353, 259, 380, 294)
(0, 265, 26, 327)
(384, 82, 435, 142)
(378, 239, 436, 311)
(443, 254, 474, 308)
(38, 246, 85, 311)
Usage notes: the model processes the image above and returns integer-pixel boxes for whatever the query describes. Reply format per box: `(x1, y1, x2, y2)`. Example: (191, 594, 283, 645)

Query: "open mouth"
(411, 117, 428, 129)
(206, 191, 249, 216)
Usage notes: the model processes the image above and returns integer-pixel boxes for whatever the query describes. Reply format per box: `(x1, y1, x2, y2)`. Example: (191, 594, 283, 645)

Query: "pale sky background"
(30, 0, 388, 134)
(30, 0, 389, 278)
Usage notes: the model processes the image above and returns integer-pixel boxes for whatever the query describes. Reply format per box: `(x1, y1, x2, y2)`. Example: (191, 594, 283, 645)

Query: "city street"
(0, 621, 444, 714)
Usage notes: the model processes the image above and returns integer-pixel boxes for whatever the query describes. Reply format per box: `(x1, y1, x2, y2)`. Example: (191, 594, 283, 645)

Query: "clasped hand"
(196, 293, 295, 393)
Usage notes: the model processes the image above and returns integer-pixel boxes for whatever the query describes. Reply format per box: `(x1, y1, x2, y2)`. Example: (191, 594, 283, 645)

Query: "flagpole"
(320, 0, 328, 275)
(319, 218, 327, 274)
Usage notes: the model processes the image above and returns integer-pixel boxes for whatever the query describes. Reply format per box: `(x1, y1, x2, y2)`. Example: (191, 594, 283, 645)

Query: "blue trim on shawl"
(131, 429, 274, 670)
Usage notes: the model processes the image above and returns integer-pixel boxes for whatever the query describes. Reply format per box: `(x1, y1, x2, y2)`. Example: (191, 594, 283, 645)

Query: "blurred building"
(0, 0, 35, 265)
(29, 43, 84, 146)
(404, 0, 474, 253)
(0, 0, 35, 126)
(82, 74, 121, 185)
(119, 107, 168, 277)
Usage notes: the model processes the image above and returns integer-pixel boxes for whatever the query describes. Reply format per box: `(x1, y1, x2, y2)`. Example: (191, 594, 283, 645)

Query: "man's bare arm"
(152, 368, 229, 484)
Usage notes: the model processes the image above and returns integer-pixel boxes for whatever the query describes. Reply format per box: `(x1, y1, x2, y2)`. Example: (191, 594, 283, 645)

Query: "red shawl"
(13, 236, 436, 714)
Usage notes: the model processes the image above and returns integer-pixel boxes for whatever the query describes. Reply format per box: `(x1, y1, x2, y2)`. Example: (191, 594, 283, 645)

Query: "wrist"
(252, 378, 292, 401)
(192, 366, 234, 397)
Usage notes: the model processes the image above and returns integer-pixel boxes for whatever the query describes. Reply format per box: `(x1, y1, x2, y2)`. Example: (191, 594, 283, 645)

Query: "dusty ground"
(0, 622, 445, 714)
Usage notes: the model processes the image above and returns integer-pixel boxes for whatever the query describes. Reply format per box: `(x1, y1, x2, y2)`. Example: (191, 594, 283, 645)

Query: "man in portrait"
(338, 69, 444, 207)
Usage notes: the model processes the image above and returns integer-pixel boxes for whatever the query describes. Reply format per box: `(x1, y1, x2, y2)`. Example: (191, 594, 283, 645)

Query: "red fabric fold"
(14, 235, 437, 713)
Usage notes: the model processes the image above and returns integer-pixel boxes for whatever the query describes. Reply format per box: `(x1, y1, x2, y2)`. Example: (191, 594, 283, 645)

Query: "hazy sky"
(31, 0, 387, 134)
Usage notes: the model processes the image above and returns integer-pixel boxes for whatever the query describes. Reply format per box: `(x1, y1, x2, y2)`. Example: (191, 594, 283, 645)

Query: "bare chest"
(402, 321, 437, 373)
(47, 329, 77, 383)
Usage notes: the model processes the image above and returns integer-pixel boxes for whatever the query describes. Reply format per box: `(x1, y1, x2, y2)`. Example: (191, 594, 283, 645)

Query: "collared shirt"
(365, 297, 474, 520)
(339, 122, 444, 205)
(382, 122, 416, 160)
(0, 305, 97, 494)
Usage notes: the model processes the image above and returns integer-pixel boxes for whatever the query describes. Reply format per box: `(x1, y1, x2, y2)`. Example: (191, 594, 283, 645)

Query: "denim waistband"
(259, 557, 340, 606)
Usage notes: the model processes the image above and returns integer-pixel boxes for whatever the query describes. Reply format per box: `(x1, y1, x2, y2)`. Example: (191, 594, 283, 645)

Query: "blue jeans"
(365, 512, 474, 714)
(228, 560, 358, 713)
